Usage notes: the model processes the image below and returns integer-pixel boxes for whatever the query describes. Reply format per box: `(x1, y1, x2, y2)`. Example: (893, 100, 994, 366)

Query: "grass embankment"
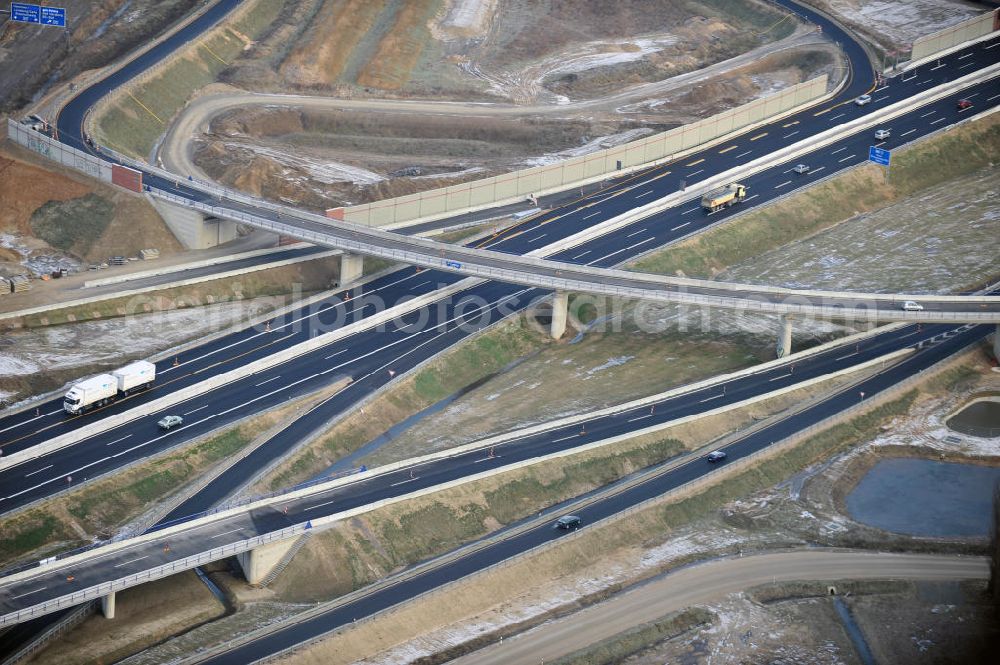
(94, 0, 282, 158)
(632, 113, 1000, 278)
(0, 381, 346, 568)
(261, 317, 550, 491)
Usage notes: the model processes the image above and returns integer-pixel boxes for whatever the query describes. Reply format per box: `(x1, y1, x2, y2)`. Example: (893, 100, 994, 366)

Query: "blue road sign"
(445, 260, 463, 270)
(10, 3, 41, 23)
(868, 146, 891, 166)
(40, 6, 66, 26)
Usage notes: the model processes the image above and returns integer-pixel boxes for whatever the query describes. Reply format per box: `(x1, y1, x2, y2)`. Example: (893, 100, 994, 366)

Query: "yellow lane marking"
(685, 158, 705, 166)
(749, 132, 768, 141)
(127, 92, 164, 124)
(718, 145, 739, 154)
(782, 120, 799, 128)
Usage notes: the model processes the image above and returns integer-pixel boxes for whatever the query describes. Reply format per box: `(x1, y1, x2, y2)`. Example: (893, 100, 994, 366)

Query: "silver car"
(854, 94, 872, 106)
(157, 415, 184, 430)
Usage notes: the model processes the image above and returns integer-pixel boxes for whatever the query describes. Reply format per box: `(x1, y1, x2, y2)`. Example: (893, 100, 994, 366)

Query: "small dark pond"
(846, 458, 1000, 537)
(946, 400, 1000, 438)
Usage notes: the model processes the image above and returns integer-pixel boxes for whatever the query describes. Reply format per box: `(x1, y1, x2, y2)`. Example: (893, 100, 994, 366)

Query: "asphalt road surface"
(452, 551, 989, 665)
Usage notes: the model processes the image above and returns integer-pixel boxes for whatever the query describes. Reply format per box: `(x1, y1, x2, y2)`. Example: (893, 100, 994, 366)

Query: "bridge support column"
(994, 324, 1000, 362)
(550, 291, 569, 339)
(339, 253, 364, 287)
(237, 538, 298, 586)
(149, 198, 237, 249)
(776, 315, 794, 358)
(101, 591, 116, 619)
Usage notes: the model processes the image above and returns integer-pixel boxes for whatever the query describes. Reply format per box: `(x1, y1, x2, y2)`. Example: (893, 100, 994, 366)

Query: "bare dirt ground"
(0, 143, 181, 281)
(174, 0, 844, 210)
(723, 165, 1000, 293)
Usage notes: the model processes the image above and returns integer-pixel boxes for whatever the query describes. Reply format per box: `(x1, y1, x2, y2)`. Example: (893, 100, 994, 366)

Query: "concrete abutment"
(236, 538, 299, 586)
(149, 197, 238, 249)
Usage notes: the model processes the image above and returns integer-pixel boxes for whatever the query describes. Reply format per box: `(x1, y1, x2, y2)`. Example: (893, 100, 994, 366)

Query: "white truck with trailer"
(63, 360, 156, 415)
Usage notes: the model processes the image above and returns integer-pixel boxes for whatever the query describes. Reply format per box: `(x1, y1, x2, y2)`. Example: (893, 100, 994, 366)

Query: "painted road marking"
(958, 62, 975, 70)
(875, 141, 886, 147)
(735, 150, 752, 159)
(474, 455, 502, 463)
(211, 528, 244, 539)
(687, 169, 704, 177)
(918, 78, 932, 85)
(627, 228, 648, 237)
(634, 190, 654, 198)
(324, 349, 349, 361)
(874, 96, 888, 103)
(116, 555, 149, 568)
(743, 194, 759, 202)
(527, 233, 547, 243)
(255, 375, 281, 387)
(957, 52, 973, 59)
(775, 180, 791, 189)
(307, 500, 336, 510)
(718, 145, 738, 154)
(768, 373, 792, 382)
(671, 221, 691, 231)
(919, 110, 936, 118)
(988, 93, 1000, 102)
(835, 352, 858, 361)
(24, 464, 53, 478)
(782, 130, 799, 139)
(685, 158, 705, 166)
(571, 250, 591, 260)
(810, 167, 825, 175)
(628, 414, 654, 422)
(831, 146, 847, 155)
(838, 154, 856, 163)
(183, 405, 210, 415)
(105, 434, 133, 446)
(583, 211, 601, 219)
(930, 63, 945, 71)
(930, 117, 946, 124)
(829, 113, 845, 121)
(682, 207, 699, 215)
(552, 434, 578, 443)
(782, 120, 799, 128)
(901, 129, 916, 137)
(985, 42, 999, 49)
(390, 477, 419, 487)
(411, 280, 431, 289)
(749, 132, 767, 141)
(699, 394, 724, 403)
(12, 587, 47, 600)
(964, 93, 979, 98)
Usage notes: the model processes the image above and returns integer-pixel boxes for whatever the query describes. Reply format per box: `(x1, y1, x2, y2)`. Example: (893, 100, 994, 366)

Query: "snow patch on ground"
(522, 128, 655, 167)
(821, 0, 980, 48)
(224, 141, 385, 185)
(545, 37, 678, 78)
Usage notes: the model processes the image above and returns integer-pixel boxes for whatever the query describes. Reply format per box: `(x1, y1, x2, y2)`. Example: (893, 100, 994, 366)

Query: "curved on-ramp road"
(450, 550, 988, 665)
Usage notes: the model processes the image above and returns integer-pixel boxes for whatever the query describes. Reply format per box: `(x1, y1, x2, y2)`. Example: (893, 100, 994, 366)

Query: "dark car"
(707, 450, 727, 463)
(556, 515, 582, 530)
(957, 99, 972, 111)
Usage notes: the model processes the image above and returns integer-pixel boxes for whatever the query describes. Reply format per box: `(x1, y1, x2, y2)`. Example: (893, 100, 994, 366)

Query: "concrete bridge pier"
(776, 315, 794, 358)
(550, 291, 569, 339)
(994, 324, 1000, 361)
(101, 591, 116, 619)
(149, 198, 238, 249)
(236, 538, 299, 586)
(339, 253, 364, 287)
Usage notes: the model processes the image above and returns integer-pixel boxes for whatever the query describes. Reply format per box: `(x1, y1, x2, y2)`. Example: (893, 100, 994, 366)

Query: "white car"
(874, 129, 891, 140)
(854, 94, 872, 106)
(792, 164, 810, 174)
(902, 300, 924, 312)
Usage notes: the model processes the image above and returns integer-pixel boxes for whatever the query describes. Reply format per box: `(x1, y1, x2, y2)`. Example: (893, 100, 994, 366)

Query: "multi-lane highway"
(0, 319, 988, 632)
(0, 0, 996, 659)
(1, 0, 995, 524)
